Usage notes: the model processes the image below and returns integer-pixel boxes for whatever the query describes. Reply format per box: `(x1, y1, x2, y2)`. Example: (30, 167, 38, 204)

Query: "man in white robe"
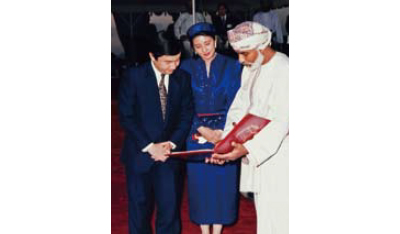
(204, 21, 289, 234)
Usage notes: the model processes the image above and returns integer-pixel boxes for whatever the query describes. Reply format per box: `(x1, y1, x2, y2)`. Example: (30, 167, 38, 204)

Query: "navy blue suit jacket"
(119, 62, 194, 173)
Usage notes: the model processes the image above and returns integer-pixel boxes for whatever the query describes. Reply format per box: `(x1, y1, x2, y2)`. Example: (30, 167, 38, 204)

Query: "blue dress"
(180, 54, 242, 225)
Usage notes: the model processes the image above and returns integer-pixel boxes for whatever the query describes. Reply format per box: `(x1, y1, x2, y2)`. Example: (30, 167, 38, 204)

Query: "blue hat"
(187, 22, 216, 41)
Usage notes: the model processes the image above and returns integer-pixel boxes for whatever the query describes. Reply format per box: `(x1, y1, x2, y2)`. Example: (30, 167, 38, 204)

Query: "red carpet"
(112, 101, 257, 233)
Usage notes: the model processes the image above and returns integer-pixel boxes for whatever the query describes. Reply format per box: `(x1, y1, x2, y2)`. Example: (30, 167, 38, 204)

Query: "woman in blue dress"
(180, 22, 242, 234)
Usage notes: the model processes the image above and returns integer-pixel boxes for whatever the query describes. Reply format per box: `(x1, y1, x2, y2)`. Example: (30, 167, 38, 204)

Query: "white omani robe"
(223, 52, 289, 234)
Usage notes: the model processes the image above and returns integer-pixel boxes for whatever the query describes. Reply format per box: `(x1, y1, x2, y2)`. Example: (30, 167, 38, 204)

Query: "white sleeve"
(142, 143, 154, 152)
(174, 14, 184, 38)
(223, 69, 249, 137)
(169, 141, 177, 150)
(195, 12, 205, 22)
(223, 90, 246, 138)
(244, 65, 289, 166)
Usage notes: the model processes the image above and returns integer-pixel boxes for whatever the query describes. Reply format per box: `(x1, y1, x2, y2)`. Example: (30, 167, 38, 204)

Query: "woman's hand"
(197, 126, 223, 144)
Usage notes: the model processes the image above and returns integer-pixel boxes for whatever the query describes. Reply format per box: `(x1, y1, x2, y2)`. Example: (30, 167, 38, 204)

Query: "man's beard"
(249, 50, 264, 72)
(242, 50, 264, 69)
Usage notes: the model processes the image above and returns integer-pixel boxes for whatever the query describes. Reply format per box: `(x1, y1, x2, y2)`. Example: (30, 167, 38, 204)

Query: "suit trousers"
(125, 161, 183, 234)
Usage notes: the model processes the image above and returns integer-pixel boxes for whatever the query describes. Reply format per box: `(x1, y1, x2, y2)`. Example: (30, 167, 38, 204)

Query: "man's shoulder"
(124, 62, 151, 80)
(126, 62, 150, 71)
(172, 68, 191, 80)
(266, 52, 289, 80)
(180, 58, 191, 66)
(179, 59, 193, 72)
(272, 52, 289, 66)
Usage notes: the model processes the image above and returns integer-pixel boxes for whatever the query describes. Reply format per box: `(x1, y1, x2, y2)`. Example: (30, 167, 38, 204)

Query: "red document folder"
(214, 113, 271, 154)
(167, 114, 271, 157)
(168, 149, 214, 157)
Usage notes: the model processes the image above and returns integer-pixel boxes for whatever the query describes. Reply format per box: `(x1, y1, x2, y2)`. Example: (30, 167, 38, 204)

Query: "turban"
(187, 22, 216, 41)
(227, 21, 272, 51)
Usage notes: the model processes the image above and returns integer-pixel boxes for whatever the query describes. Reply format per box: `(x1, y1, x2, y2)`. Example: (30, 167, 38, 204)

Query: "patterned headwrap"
(187, 22, 216, 41)
(227, 21, 272, 51)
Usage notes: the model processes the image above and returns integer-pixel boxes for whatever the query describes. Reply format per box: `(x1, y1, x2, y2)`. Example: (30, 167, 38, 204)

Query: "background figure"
(272, 4, 289, 41)
(203, 10, 213, 24)
(174, 1, 206, 59)
(180, 22, 242, 234)
(253, 2, 284, 50)
(149, 11, 174, 32)
(286, 15, 289, 38)
(212, 2, 238, 56)
(166, 12, 180, 39)
(113, 12, 158, 65)
(133, 13, 158, 65)
(112, 52, 124, 78)
(119, 31, 194, 234)
(283, 14, 289, 56)
(112, 13, 125, 59)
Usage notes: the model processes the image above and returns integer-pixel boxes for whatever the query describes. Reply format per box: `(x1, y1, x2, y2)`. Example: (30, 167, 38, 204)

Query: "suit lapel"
(165, 72, 178, 125)
(145, 64, 164, 124)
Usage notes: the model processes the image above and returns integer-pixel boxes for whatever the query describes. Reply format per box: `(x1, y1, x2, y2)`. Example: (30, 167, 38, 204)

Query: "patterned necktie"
(158, 74, 167, 120)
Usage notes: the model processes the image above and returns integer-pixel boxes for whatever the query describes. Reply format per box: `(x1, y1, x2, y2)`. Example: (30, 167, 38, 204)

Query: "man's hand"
(205, 157, 226, 165)
(197, 126, 223, 144)
(205, 142, 249, 165)
(148, 142, 171, 162)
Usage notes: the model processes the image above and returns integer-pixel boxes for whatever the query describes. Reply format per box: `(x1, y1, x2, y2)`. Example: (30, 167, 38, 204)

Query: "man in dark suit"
(212, 2, 239, 56)
(119, 31, 194, 234)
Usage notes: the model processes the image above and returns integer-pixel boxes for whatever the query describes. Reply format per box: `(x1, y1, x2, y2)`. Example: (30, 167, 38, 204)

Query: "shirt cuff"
(169, 141, 177, 150)
(142, 143, 154, 153)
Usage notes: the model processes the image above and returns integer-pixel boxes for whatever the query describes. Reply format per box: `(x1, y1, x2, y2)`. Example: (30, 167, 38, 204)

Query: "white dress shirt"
(142, 62, 176, 153)
(151, 61, 169, 92)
